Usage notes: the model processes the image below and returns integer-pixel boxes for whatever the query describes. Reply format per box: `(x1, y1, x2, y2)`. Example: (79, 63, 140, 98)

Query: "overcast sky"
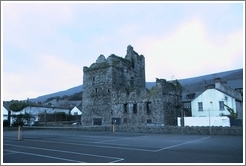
(1, 1, 244, 101)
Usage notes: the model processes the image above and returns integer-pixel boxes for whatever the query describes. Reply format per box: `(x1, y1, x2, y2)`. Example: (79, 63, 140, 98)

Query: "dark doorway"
(93, 118, 102, 125)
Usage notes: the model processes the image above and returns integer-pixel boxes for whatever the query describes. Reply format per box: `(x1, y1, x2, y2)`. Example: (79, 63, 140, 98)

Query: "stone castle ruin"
(82, 45, 182, 126)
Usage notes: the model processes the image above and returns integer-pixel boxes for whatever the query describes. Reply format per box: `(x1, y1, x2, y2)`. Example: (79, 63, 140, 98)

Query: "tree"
(11, 112, 32, 126)
(222, 104, 238, 119)
(45, 96, 61, 103)
(8, 100, 31, 126)
(9, 100, 29, 112)
(68, 91, 82, 100)
(3, 120, 10, 127)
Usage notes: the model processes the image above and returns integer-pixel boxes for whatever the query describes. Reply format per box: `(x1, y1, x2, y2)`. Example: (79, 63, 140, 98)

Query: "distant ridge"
(29, 85, 83, 102)
(29, 68, 243, 103)
(178, 68, 243, 92)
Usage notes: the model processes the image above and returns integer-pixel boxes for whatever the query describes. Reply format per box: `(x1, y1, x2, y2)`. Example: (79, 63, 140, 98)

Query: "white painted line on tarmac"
(94, 135, 148, 143)
(4, 143, 124, 163)
(95, 142, 128, 146)
(110, 158, 125, 163)
(4, 149, 85, 163)
(15, 138, 156, 152)
(17, 131, 117, 139)
(154, 136, 211, 152)
(3, 150, 20, 156)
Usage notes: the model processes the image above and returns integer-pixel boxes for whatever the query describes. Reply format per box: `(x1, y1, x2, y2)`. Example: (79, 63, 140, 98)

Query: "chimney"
(222, 81, 227, 85)
(205, 84, 215, 89)
(214, 77, 221, 83)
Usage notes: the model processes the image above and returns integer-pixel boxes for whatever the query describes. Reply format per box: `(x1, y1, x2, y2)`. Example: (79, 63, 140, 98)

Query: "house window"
(133, 103, 137, 114)
(198, 102, 203, 111)
(95, 88, 98, 93)
(123, 118, 127, 123)
(219, 101, 224, 110)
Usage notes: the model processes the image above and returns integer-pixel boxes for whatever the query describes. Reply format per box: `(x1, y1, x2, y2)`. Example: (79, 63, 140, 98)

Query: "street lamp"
(181, 107, 184, 127)
(55, 111, 56, 123)
(208, 107, 211, 134)
(209, 101, 212, 135)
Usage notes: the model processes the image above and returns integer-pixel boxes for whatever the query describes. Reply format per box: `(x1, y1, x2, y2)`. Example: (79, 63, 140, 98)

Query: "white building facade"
(191, 88, 237, 117)
(178, 78, 243, 127)
(2, 106, 9, 121)
(70, 106, 82, 116)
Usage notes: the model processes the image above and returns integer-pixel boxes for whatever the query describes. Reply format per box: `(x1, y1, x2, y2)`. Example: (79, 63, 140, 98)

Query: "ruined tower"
(124, 45, 145, 91)
(81, 45, 182, 126)
(82, 45, 146, 126)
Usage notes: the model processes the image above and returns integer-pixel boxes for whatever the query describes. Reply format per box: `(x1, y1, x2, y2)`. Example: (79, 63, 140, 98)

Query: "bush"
(3, 120, 10, 127)
(12, 121, 24, 127)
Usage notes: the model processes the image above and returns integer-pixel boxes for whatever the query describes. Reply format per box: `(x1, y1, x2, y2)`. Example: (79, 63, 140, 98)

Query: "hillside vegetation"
(28, 68, 243, 103)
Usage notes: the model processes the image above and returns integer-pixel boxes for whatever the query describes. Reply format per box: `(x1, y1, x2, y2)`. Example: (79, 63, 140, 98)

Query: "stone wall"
(9, 125, 242, 136)
(113, 125, 243, 136)
(85, 125, 243, 136)
(81, 45, 182, 126)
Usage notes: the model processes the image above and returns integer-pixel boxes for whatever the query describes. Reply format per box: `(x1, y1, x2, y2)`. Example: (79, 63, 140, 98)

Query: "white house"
(179, 78, 243, 127)
(70, 106, 82, 116)
(191, 78, 243, 119)
(3, 99, 83, 126)
(2, 106, 9, 121)
(20, 106, 70, 122)
(4, 105, 71, 125)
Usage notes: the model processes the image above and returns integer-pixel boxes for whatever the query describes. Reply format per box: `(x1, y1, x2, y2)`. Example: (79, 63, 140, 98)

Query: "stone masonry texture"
(81, 45, 182, 126)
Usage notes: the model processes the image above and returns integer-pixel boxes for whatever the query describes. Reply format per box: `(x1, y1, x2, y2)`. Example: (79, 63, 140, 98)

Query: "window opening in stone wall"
(147, 119, 152, 124)
(124, 103, 127, 113)
(123, 118, 127, 123)
(132, 60, 135, 69)
(219, 101, 224, 110)
(133, 103, 137, 114)
(108, 88, 110, 93)
(93, 118, 102, 125)
(198, 102, 203, 111)
(146, 102, 151, 114)
(95, 88, 98, 93)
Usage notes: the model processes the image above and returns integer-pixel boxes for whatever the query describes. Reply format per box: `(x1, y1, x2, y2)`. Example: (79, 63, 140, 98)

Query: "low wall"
(113, 125, 243, 136)
(177, 117, 230, 127)
(4, 125, 242, 136)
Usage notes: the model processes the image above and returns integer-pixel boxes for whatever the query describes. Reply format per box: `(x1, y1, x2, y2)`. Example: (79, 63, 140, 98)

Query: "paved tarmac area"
(2, 129, 244, 164)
